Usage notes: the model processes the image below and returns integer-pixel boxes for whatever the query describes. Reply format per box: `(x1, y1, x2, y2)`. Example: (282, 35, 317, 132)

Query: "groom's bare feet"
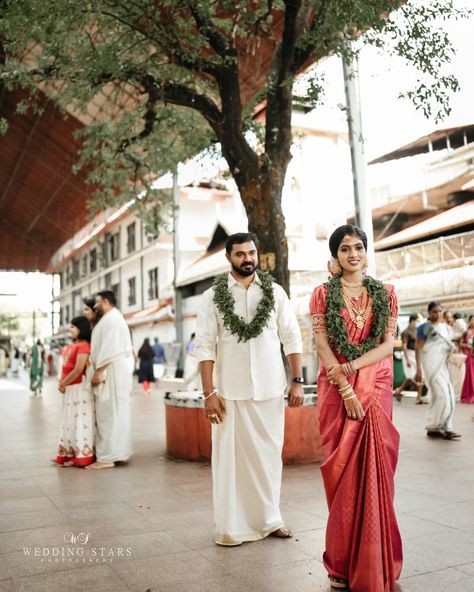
(84, 461, 115, 470)
(270, 527, 293, 539)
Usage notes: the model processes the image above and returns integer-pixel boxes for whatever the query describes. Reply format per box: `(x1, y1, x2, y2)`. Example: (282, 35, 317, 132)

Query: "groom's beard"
(231, 261, 256, 277)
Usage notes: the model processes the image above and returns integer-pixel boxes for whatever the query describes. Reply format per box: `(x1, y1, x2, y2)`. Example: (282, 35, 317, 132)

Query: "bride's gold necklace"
(341, 277, 371, 329)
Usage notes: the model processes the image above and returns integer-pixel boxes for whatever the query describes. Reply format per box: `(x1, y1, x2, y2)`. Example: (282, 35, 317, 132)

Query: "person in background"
(87, 290, 134, 470)
(54, 316, 94, 467)
(152, 337, 166, 381)
(453, 313, 467, 343)
(183, 333, 200, 389)
(83, 297, 101, 328)
(446, 311, 467, 401)
(137, 338, 156, 394)
(460, 315, 474, 404)
(29, 339, 45, 397)
(443, 310, 454, 330)
(415, 302, 461, 440)
(0, 347, 9, 377)
(395, 314, 424, 404)
(11, 347, 20, 377)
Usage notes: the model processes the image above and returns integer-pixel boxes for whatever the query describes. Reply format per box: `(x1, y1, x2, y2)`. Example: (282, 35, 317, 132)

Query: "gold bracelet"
(343, 394, 356, 401)
(204, 389, 217, 400)
(338, 383, 352, 394)
(342, 361, 356, 376)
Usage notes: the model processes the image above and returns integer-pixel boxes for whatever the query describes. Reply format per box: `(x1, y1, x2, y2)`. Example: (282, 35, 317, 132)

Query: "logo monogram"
(64, 532, 91, 545)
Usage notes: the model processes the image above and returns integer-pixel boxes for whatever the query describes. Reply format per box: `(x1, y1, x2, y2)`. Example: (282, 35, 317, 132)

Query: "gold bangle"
(343, 394, 356, 401)
(204, 389, 217, 400)
(338, 384, 351, 394)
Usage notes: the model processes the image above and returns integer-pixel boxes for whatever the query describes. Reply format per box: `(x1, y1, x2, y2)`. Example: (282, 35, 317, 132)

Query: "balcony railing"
(376, 231, 474, 281)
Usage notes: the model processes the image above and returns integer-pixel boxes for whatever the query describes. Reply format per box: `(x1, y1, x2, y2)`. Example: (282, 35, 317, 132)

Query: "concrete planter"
(164, 391, 324, 464)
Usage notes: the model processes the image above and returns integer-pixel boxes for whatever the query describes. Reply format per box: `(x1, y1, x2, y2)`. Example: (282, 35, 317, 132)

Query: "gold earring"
(330, 257, 342, 275)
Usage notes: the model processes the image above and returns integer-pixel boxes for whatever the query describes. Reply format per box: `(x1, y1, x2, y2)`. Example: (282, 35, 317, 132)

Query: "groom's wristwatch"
(292, 377, 304, 384)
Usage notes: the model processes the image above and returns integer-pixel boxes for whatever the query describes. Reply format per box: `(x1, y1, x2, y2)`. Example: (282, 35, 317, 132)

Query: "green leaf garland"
(213, 270, 275, 342)
(326, 275, 390, 361)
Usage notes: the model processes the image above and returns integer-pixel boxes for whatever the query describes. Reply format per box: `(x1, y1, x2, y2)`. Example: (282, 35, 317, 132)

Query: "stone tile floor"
(0, 373, 473, 591)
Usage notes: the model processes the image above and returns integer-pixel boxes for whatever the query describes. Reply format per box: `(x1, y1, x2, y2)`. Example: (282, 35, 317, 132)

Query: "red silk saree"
(310, 284, 402, 592)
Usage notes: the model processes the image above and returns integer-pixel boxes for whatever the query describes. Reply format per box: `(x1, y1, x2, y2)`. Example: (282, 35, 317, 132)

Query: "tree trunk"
(239, 169, 290, 295)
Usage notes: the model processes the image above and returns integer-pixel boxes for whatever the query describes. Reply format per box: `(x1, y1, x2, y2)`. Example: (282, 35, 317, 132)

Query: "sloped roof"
(369, 124, 474, 165)
(375, 201, 474, 250)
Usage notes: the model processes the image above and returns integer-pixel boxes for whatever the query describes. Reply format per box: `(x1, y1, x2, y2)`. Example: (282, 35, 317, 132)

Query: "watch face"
(293, 377, 304, 383)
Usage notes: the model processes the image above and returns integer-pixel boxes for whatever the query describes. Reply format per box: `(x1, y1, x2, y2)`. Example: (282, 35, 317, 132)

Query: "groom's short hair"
(97, 290, 117, 306)
(225, 232, 258, 254)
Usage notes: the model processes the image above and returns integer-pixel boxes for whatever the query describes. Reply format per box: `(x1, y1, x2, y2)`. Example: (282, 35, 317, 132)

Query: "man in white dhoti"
(415, 302, 461, 440)
(196, 232, 304, 546)
(86, 290, 134, 470)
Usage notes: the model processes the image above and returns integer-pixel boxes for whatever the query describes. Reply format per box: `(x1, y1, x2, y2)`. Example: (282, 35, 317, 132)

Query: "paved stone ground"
(0, 372, 473, 592)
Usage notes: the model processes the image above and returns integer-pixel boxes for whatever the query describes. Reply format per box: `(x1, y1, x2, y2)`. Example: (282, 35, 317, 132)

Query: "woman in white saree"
(415, 302, 461, 440)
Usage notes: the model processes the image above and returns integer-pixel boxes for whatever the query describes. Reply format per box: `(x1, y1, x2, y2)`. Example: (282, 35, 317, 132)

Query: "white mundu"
(91, 307, 134, 462)
(196, 272, 303, 545)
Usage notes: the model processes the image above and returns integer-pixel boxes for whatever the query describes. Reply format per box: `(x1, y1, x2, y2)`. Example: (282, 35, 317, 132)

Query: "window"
(65, 265, 72, 286)
(90, 248, 97, 273)
(110, 232, 120, 261)
(60, 307, 64, 326)
(73, 290, 82, 316)
(128, 277, 136, 306)
(104, 272, 112, 289)
(111, 283, 120, 308)
(126, 222, 136, 254)
(65, 305, 70, 324)
(81, 254, 88, 277)
(99, 240, 108, 269)
(72, 260, 80, 285)
(148, 267, 159, 300)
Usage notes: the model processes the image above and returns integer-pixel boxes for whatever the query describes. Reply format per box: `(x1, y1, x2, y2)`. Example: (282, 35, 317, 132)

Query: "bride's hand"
(343, 392, 365, 420)
(327, 363, 345, 385)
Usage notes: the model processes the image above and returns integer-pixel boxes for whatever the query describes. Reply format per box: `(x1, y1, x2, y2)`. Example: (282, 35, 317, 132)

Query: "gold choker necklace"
(341, 277, 363, 288)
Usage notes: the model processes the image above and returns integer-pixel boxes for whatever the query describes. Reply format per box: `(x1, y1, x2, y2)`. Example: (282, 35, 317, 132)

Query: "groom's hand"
(287, 383, 304, 407)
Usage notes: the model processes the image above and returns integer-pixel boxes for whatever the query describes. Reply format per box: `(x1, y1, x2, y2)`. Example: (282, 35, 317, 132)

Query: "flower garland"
(213, 270, 275, 342)
(325, 275, 390, 360)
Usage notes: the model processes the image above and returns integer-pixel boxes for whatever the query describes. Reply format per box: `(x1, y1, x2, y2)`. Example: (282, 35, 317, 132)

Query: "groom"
(196, 232, 304, 545)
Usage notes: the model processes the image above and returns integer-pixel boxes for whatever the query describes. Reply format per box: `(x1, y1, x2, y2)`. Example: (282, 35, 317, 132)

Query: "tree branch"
(186, 1, 231, 57)
(292, 0, 333, 71)
(158, 80, 223, 130)
(264, 0, 302, 160)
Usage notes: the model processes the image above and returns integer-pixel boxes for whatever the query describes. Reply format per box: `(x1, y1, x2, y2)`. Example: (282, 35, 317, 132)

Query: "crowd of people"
(395, 305, 474, 435)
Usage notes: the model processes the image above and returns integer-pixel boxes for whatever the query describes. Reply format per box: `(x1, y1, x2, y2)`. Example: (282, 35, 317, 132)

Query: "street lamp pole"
(342, 42, 376, 273)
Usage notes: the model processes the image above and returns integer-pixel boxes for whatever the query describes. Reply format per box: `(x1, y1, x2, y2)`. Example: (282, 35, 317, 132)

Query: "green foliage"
(0, 313, 20, 333)
(0, 0, 470, 234)
(325, 275, 391, 360)
(213, 270, 275, 342)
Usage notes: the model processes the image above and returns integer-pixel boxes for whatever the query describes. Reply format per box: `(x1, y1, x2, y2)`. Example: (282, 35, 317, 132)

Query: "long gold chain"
(340, 278, 372, 329)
